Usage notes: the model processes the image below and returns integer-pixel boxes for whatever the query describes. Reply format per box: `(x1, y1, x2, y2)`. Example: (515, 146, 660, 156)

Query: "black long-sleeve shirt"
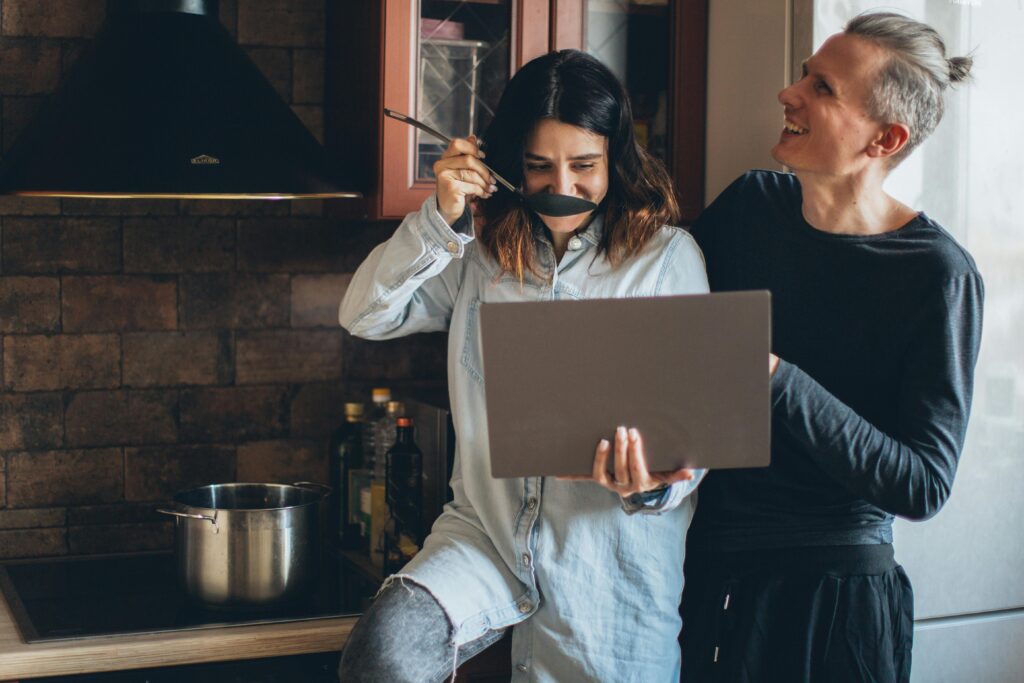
(687, 171, 984, 551)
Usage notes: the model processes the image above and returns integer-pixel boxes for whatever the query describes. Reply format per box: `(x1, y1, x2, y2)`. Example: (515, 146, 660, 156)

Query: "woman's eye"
(814, 80, 832, 94)
(525, 164, 550, 172)
(573, 163, 595, 171)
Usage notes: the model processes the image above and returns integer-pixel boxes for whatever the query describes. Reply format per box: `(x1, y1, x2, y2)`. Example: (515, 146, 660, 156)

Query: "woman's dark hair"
(479, 49, 680, 281)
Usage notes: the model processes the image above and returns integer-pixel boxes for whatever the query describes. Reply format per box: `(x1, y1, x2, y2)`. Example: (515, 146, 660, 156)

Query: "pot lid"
(0, 0, 360, 200)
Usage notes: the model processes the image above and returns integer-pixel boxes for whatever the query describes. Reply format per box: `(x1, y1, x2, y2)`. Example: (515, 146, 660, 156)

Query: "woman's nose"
(552, 168, 575, 196)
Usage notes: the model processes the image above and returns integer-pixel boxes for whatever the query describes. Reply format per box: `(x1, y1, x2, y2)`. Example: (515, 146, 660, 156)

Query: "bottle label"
(359, 487, 372, 536)
(354, 472, 373, 536)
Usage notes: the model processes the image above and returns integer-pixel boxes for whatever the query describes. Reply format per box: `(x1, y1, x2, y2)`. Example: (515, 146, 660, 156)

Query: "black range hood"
(0, 0, 359, 200)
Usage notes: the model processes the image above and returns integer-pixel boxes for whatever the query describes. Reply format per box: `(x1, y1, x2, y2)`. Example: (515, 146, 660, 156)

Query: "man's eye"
(573, 163, 596, 171)
(526, 164, 550, 171)
(815, 80, 832, 94)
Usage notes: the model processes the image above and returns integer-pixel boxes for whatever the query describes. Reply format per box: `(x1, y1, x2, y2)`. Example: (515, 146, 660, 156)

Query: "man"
(681, 12, 983, 683)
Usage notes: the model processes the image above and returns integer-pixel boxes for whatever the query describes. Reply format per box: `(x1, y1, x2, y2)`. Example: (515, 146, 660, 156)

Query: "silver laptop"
(479, 291, 772, 478)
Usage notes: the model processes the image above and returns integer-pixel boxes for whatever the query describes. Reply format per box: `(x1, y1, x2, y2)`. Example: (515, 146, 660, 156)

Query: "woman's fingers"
(592, 436, 612, 486)
(614, 427, 656, 496)
(437, 173, 491, 203)
(436, 137, 495, 188)
(434, 155, 495, 187)
(580, 426, 690, 497)
(596, 426, 651, 495)
(613, 426, 630, 488)
(440, 135, 484, 159)
(627, 428, 649, 487)
(436, 167, 493, 197)
(434, 166, 492, 225)
(434, 136, 498, 225)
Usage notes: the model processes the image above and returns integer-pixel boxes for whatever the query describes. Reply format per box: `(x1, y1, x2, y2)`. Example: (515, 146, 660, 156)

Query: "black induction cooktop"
(0, 549, 376, 643)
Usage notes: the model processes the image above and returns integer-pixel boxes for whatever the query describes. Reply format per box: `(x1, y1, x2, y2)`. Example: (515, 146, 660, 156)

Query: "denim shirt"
(339, 196, 709, 682)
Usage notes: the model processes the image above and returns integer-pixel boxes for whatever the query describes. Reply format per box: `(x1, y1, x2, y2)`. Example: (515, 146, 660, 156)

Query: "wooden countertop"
(0, 591, 357, 680)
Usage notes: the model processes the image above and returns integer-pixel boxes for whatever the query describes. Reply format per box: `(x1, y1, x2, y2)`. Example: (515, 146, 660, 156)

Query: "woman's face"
(523, 118, 609, 234)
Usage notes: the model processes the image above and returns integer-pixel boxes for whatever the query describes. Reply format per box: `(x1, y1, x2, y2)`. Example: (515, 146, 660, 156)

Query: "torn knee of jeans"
(377, 573, 418, 598)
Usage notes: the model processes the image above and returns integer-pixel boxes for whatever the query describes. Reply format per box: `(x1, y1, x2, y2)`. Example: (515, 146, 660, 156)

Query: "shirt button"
(527, 497, 537, 511)
(518, 600, 532, 614)
(522, 553, 531, 567)
(446, 240, 458, 254)
(516, 664, 528, 673)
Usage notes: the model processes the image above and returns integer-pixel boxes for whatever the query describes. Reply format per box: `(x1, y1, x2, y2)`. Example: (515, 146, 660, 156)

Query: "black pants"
(680, 544, 913, 683)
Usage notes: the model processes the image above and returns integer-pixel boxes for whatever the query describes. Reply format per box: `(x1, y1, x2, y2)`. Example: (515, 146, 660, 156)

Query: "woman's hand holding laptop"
(559, 425, 697, 497)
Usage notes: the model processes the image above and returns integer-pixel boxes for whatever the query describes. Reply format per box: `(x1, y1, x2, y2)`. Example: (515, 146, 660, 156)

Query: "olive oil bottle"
(328, 402, 364, 547)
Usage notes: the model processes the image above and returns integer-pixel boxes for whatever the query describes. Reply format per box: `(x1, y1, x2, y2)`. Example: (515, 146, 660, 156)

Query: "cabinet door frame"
(335, 0, 548, 219)
(380, 0, 431, 219)
(380, 0, 551, 219)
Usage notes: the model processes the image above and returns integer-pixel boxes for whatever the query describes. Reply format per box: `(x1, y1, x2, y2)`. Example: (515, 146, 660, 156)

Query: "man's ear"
(869, 123, 911, 159)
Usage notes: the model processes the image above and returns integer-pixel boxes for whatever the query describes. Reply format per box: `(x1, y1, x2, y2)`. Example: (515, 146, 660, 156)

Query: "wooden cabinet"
(553, 0, 708, 222)
(327, 0, 707, 223)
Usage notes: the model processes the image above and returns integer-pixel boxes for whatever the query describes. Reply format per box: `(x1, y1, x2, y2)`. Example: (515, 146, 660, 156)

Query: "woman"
(338, 50, 707, 682)
(681, 12, 983, 683)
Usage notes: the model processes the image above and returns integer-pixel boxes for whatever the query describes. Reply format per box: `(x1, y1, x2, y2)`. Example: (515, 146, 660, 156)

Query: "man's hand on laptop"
(558, 425, 695, 497)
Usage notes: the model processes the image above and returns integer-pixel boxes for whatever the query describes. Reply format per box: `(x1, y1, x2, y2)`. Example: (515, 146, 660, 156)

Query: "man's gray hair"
(846, 11, 973, 166)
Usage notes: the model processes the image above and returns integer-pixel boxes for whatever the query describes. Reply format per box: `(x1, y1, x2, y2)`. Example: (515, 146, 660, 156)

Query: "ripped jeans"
(337, 579, 506, 683)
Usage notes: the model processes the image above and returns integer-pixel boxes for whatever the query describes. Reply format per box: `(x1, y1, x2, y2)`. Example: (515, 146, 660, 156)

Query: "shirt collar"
(531, 211, 605, 248)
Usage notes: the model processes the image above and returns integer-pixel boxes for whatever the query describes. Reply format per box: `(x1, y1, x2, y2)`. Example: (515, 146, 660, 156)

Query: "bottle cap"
(396, 417, 413, 428)
(386, 400, 405, 415)
(344, 402, 364, 418)
(371, 388, 391, 403)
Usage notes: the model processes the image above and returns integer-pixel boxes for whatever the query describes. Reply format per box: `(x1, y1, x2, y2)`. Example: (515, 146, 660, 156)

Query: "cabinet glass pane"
(585, 0, 671, 161)
(417, 1, 511, 182)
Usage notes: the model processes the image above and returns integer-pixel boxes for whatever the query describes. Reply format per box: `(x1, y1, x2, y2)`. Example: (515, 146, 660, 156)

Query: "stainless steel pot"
(157, 481, 330, 608)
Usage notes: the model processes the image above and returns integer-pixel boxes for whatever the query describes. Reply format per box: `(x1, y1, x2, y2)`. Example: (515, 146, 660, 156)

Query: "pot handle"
(156, 508, 219, 533)
(293, 481, 332, 496)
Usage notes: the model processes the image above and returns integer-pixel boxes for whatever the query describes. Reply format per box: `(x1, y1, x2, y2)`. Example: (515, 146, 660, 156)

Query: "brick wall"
(0, 0, 447, 559)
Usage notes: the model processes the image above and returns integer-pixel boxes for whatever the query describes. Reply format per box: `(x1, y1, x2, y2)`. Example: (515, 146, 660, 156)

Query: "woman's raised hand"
(433, 135, 498, 227)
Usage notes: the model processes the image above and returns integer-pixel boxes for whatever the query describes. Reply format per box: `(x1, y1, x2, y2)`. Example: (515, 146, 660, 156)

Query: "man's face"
(771, 33, 889, 177)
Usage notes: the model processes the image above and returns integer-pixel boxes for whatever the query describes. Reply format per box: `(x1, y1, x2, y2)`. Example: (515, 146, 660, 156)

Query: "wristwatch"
(625, 484, 671, 508)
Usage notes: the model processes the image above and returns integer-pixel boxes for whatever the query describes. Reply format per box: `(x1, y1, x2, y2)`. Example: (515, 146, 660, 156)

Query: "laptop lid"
(480, 291, 771, 478)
